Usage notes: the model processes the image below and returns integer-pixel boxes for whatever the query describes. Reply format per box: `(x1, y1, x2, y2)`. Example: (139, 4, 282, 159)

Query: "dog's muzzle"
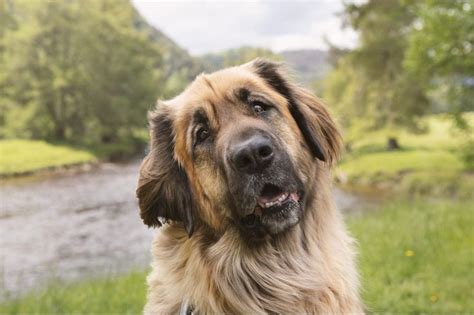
(225, 130, 304, 237)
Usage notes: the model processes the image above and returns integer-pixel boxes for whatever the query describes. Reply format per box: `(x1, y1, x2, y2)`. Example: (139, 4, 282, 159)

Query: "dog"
(136, 59, 364, 314)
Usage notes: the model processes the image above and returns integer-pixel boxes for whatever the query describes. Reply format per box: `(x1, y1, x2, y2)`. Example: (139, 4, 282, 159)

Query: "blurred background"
(0, 0, 472, 313)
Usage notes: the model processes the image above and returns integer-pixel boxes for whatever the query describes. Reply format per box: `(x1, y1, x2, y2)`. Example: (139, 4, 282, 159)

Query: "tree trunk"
(54, 125, 66, 140)
(387, 137, 400, 151)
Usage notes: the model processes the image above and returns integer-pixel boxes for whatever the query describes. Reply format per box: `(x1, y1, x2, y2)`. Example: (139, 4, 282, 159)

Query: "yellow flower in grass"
(430, 294, 438, 303)
(404, 250, 415, 257)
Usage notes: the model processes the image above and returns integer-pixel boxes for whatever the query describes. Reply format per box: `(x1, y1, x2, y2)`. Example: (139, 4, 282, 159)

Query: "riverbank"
(336, 114, 474, 198)
(0, 140, 96, 177)
(0, 139, 145, 177)
(2, 197, 472, 313)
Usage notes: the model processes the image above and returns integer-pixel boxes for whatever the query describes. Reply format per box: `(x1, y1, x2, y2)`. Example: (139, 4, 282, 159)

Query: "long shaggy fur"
(137, 59, 364, 314)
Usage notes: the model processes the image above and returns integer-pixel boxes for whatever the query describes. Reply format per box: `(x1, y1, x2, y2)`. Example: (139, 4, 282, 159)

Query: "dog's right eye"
(196, 127, 210, 144)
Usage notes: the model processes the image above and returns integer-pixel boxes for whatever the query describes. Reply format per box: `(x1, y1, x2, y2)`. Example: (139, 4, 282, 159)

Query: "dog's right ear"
(250, 59, 341, 164)
(136, 106, 195, 236)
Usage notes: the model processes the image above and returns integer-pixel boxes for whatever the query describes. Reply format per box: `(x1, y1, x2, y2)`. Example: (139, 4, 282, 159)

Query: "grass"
(1, 198, 472, 314)
(0, 271, 147, 314)
(0, 136, 148, 176)
(344, 114, 472, 152)
(349, 198, 474, 313)
(0, 139, 97, 176)
(340, 150, 463, 177)
(1, 114, 472, 313)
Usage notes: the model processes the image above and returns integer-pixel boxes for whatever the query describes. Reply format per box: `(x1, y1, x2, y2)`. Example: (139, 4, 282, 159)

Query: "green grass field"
(0, 271, 147, 314)
(1, 198, 472, 314)
(350, 199, 474, 313)
(337, 114, 473, 197)
(343, 114, 471, 152)
(0, 140, 97, 176)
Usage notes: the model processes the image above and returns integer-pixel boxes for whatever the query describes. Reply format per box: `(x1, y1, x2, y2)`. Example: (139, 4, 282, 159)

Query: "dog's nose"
(230, 135, 274, 173)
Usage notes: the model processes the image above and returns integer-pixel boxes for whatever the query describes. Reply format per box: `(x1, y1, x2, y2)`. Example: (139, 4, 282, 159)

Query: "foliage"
(405, 0, 474, 115)
(0, 139, 96, 176)
(403, 0, 474, 169)
(324, 0, 473, 138)
(0, 0, 163, 145)
(321, 57, 368, 128)
(133, 13, 206, 98)
(0, 270, 147, 314)
(324, 0, 430, 131)
(349, 199, 474, 313)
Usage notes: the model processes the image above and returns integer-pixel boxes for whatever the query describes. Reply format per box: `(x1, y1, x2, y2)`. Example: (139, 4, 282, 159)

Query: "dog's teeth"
(277, 193, 288, 203)
(260, 193, 290, 208)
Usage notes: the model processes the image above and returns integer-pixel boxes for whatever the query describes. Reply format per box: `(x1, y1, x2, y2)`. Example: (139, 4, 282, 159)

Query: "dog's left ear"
(251, 58, 342, 165)
(136, 106, 195, 236)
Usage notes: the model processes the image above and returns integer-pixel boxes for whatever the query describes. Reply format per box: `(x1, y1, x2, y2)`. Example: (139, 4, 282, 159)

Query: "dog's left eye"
(251, 101, 268, 114)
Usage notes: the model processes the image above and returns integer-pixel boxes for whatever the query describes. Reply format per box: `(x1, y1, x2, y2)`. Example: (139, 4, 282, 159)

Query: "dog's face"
(137, 59, 341, 241)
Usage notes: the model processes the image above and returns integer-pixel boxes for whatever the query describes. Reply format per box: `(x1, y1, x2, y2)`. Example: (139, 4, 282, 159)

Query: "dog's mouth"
(240, 183, 302, 234)
(255, 184, 300, 215)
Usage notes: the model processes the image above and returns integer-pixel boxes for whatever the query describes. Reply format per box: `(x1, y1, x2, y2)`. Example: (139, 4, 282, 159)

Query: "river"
(0, 160, 363, 299)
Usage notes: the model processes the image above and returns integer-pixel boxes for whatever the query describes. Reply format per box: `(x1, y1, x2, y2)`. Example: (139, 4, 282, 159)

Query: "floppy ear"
(136, 106, 195, 236)
(251, 58, 342, 164)
(289, 87, 342, 164)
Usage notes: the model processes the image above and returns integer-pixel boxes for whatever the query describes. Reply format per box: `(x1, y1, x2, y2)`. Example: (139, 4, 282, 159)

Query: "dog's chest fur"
(143, 199, 364, 314)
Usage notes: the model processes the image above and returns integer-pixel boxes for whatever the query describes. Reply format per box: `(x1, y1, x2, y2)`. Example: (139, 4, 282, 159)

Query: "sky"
(132, 0, 358, 55)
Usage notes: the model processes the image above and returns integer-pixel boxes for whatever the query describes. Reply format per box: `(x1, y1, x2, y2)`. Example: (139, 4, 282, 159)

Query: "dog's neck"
(150, 174, 362, 314)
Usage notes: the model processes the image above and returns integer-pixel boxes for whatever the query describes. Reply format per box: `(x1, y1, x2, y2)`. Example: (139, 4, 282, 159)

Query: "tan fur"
(138, 60, 364, 314)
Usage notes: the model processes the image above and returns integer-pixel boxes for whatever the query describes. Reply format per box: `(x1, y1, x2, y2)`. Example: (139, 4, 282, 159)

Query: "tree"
(405, 0, 474, 117)
(405, 0, 474, 168)
(0, 0, 18, 136)
(324, 0, 430, 149)
(0, 0, 163, 145)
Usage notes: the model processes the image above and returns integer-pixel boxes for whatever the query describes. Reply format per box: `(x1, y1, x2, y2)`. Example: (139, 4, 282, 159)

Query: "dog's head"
(136, 59, 341, 241)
